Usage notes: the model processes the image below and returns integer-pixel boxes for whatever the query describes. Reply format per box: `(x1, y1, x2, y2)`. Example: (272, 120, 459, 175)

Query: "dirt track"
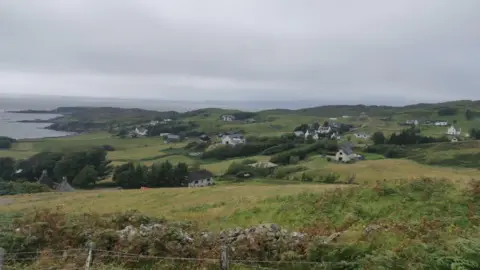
(0, 198, 14, 206)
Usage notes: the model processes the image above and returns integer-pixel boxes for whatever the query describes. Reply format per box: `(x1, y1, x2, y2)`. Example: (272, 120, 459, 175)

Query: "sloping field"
(301, 158, 478, 185)
(0, 183, 344, 230)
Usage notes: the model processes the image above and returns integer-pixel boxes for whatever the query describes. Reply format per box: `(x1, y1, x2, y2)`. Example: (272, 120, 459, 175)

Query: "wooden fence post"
(85, 242, 95, 270)
(0, 248, 5, 270)
(220, 245, 230, 270)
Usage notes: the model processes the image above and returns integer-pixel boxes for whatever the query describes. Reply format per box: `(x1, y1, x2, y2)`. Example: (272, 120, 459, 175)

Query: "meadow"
(2, 103, 480, 269)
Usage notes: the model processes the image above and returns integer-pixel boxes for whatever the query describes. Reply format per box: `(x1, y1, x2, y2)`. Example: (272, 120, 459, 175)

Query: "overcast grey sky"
(1, 0, 479, 105)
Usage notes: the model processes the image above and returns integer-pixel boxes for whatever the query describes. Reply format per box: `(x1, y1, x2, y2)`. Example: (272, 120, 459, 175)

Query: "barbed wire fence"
(0, 244, 340, 270)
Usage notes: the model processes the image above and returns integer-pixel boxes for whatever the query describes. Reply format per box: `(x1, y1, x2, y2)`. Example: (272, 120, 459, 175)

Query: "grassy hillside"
(1, 179, 479, 269)
(0, 182, 343, 230)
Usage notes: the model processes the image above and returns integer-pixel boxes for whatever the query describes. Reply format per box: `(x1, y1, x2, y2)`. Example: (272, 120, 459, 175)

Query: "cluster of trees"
(0, 136, 16, 149)
(231, 112, 257, 120)
(371, 128, 447, 146)
(224, 159, 272, 179)
(0, 148, 112, 188)
(270, 140, 338, 165)
(112, 161, 189, 189)
(437, 107, 458, 116)
(202, 135, 294, 160)
(469, 128, 480, 140)
(465, 109, 474, 120)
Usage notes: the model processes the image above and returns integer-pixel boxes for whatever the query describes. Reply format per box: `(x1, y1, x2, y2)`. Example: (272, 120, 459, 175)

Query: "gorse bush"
(0, 181, 50, 196)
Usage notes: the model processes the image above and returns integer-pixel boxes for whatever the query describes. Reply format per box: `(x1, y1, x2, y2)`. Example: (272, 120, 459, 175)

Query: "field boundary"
(1, 247, 342, 269)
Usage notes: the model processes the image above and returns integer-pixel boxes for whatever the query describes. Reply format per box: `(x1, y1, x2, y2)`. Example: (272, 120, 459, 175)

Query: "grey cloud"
(1, 0, 480, 104)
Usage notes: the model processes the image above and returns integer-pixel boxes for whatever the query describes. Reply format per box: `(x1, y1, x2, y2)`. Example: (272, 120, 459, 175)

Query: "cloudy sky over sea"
(1, 0, 479, 105)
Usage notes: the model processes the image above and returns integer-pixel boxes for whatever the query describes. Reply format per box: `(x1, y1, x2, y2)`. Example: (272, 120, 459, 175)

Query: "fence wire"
(1, 248, 341, 270)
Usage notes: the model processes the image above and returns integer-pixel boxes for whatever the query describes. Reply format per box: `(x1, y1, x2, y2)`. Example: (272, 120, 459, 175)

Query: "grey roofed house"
(188, 169, 214, 181)
(188, 169, 214, 187)
(340, 143, 354, 155)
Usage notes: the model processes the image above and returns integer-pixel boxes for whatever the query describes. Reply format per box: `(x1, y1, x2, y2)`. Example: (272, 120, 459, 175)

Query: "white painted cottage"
(318, 126, 332, 134)
(222, 134, 246, 146)
(354, 133, 369, 139)
(221, 115, 235, 121)
(447, 126, 461, 136)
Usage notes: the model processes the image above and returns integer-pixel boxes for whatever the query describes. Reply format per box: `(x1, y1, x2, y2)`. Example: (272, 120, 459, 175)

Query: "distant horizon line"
(0, 93, 478, 109)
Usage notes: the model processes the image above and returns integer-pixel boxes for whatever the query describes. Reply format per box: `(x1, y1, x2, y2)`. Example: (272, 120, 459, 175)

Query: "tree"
(173, 162, 189, 187)
(0, 137, 16, 149)
(437, 107, 457, 116)
(312, 122, 320, 130)
(0, 157, 15, 181)
(113, 162, 142, 189)
(72, 165, 98, 188)
(372, 131, 386, 145)
(53, 148, 112, 183)
(322, 121, 329, 127)
(465, 109, 473, 120)
(294, 124, 309, 132)
(470, 128, 480, 140)
(17, 152, 64, 181)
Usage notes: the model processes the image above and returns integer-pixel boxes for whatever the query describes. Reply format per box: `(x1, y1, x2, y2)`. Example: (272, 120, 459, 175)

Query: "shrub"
(365, 144, 407, 158)
(72, 165, 98, 188)
(102, 144, 116, 151)
(261, 143, 295, 155)
(0, 181, 50, 196)
(0, 136, 16, 149)
(273, 166, 307, 179)
(270, 140, 338, 165)
(316, 172, 340, 183)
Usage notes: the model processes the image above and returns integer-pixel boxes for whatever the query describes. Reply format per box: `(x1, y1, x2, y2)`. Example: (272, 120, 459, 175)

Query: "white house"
(447, 126, 461, 136)
(188, 170, 214, 188)
(149, 120, 160, 126)
(406, 120, 419, 125)
(451, 137, 459, 143)
(330, 133, 341, 140)
(221, 115, 235, 121)
(161, 118, 173, 124)
(134, 127, 148, 137)
(354, 133, 369, 139)
(318, 126, 332, 134)
(221, 134, 246, 146)
(293, 131, 305, 137)
(304, 130, 319, 140)
(335, 145, 356, 163)
(342, 115, 350, 119)
(329, 117, 337, 121)
(435, 121, 449, 126)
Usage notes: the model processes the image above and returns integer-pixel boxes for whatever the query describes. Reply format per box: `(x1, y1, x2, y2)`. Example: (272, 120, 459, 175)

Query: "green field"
(2, 102, 480, 269)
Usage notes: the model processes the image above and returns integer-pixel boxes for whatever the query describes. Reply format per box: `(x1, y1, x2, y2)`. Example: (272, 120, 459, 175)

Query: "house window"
(194, 180, 198, 184)
(339, 152, 343, 155)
